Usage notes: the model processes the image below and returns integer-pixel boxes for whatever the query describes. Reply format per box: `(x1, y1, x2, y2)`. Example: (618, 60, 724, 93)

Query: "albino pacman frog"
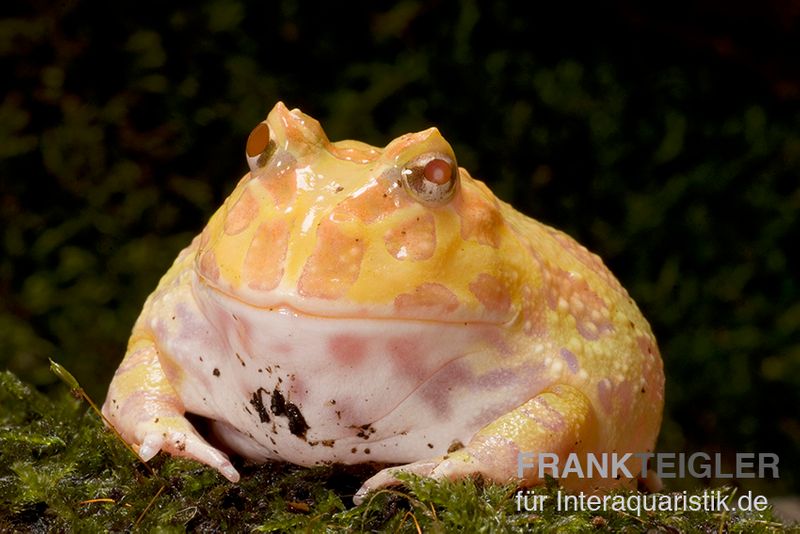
(102, 102, 664, 503)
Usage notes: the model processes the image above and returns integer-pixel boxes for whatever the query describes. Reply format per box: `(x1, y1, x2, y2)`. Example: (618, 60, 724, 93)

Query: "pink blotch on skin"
(384, 212, 437, 261)
(335, 179, 410, 224)
(279, 106, 329, 149)
(329, 334, 368, 367)
(479, 327, 513, 356)
(298, 220, 365, 299)
(467, 435, 521, 480)
(270, 342, 293, 355)
(394, 283, 460, 316)
(595, 378, 634, 420)
(469, 273, 512, 317)
(453, 188, 503, 248)
(523, 396, 566, 432)
(469, 403, 518, 432)
(637, 334, 659, 360)
(256, 154, 297, 210)
(475, 367, 517, 388)
(559, 348, 579, 374)
(109, 390, 183, 429)
(198, 249, 220, 282)
(615, 379, 633, 420)
(387, 337, 426, 381)
(418, 360, 471, 420)
(198, 227, 211, 249)
(166, 302, 207, 342)
(224, 188, 259, 235)
(243, 218, 289, 291)
(596, 378, 613, 414)
(289, 376, 308, 404)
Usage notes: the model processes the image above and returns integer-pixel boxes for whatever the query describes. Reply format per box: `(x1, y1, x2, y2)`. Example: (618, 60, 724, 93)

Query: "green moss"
(0, 371, 794, 532)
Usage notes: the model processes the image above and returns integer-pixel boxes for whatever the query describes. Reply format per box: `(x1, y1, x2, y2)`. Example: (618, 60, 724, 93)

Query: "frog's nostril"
(424, 158, 452, 185)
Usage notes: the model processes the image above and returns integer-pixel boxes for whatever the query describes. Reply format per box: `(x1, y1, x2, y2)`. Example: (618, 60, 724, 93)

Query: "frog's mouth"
(198, 276, 516, 327)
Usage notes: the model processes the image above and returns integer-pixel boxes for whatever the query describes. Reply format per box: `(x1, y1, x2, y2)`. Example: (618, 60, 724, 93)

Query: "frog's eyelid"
(246, 122, 277, 172)
(400, 152, 459, 204)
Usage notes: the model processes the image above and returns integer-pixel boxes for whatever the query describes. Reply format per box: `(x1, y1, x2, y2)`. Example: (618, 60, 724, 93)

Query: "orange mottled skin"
(102, 102, 664, 503)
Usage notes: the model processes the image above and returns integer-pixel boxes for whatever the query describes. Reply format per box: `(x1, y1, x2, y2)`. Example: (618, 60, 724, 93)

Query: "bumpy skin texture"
(102, 102, 664, 503)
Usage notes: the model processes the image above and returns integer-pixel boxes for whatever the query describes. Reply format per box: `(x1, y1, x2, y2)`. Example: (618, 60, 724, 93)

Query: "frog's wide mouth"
(199, 278, 514, 327)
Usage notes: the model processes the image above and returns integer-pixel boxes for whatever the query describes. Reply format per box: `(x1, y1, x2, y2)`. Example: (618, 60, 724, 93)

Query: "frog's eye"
(401, 152, 458, 204)
(246, 122, 277, 172)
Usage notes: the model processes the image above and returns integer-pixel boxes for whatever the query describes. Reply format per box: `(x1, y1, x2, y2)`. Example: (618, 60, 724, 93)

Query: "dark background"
(1, 1, 798, 494)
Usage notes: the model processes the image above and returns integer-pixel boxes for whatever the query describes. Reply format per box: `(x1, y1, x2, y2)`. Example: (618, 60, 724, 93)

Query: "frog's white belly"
(149, 274, 553, 465)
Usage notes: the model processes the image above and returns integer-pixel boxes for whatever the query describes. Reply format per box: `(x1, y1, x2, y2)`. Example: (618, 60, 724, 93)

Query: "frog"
(102, 102, 664, 503)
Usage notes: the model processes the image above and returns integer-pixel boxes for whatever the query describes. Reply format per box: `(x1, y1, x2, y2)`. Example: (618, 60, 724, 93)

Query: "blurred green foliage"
(1, 0, 799, 499)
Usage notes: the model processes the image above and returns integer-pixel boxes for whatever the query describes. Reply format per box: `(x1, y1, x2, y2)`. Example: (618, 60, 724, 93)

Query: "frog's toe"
(353, 458, 440, 505)
(137, 433, 165, 462)
(136, 422, 240, 482)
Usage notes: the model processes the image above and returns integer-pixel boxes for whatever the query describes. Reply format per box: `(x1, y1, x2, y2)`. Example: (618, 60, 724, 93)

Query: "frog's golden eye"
(401, 152, 459, 204)
(246, 122, 277, 172)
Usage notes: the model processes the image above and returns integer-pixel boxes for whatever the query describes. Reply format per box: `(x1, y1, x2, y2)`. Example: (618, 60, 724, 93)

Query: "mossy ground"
(1, 371, 794, 533)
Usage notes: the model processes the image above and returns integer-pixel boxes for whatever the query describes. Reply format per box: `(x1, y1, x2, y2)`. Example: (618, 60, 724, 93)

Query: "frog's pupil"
(247, 123, 270, 157)
(424, 158, 451, 185)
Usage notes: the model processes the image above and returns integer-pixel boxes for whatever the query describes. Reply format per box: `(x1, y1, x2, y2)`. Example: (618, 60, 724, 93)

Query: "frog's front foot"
(354, 384, 597, 504)
(133, 415, 240, 482)
(102, 341, 240, 482)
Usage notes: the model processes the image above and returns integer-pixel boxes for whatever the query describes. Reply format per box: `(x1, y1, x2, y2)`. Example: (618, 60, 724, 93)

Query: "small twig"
(49, 358, 166, 527)
(397, 509, 422, 534)
(49, 359, 155, 476)
(79, 498, 116, 505)
(135, 483, 166, 528)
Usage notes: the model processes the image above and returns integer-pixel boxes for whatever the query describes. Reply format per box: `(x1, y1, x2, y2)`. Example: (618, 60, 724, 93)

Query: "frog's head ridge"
(197, 103, 524, 325)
